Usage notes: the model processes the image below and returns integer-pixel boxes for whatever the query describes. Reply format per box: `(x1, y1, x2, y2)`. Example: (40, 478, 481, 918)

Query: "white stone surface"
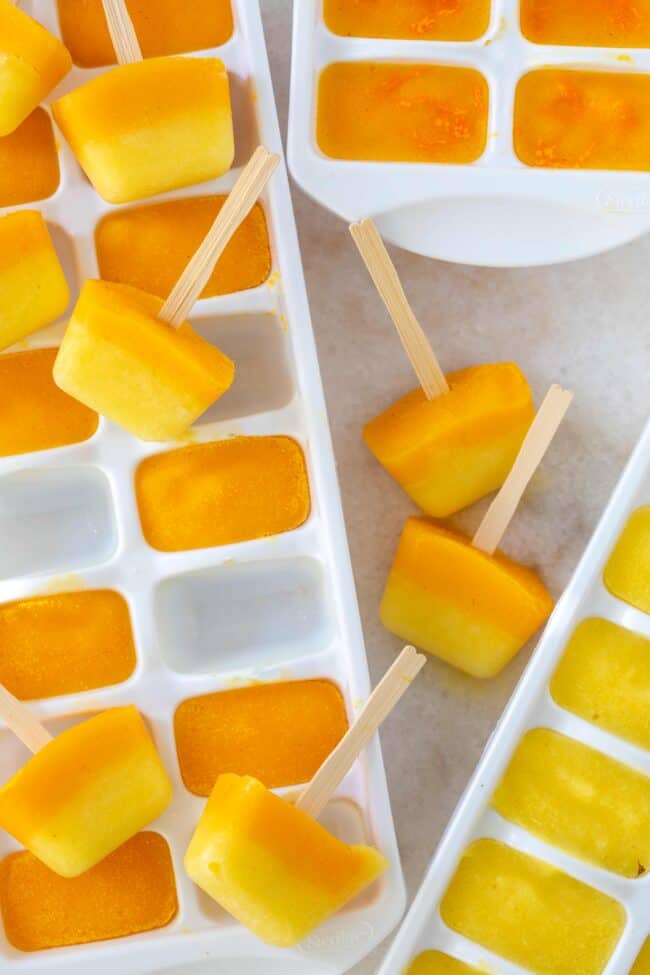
(260, 3, 650, 970)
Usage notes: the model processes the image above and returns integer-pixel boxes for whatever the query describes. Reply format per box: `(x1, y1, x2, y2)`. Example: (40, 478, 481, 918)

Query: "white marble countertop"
(261, 3, 649, 971)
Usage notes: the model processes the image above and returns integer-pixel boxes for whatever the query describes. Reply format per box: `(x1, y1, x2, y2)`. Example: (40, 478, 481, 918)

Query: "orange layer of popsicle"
(317, 61, 489, 163)
(174, 680, 349, 795)
(324, 0, 490, 40)
(0, 590, 136, 700)
(0, 108, 59, 206)
(514, 69, 650, 171)
(57, 0, 233, 67)
(521, 0, 650, 47)
(0, 832, 177, 951)
(135, 436, 311, 552)
(96, 196, 271, 300)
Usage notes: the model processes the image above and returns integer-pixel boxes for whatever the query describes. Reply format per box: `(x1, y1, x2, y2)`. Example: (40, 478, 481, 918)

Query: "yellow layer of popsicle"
(515, 69, 650, 171)
(57, 0, 233, 67)
(363, 363, 535, 517)
(406, 951, 488, 975)
(521, 0, 650, 47)
(135, 436, 311, 551)
(0, 0, 71, 136)
(493, 728, 650, 877)
(317, 61, 489, 163)
(0, 707, 172, 877)
(174, 680, 348, 795)
(96, 196, 271, 300)
(184, 773, 387, 946)
(0, 108, 59, 207)
(0, 590, 135, 700)
(441, 839, 625, 975)
(0, 832, 177, 951)
(380, 518, 553, 677)
(551, 618, 650, 751)
(53, 57, 234, 204)
(603, 506, 650, 613)
(323, 0, 490, 40)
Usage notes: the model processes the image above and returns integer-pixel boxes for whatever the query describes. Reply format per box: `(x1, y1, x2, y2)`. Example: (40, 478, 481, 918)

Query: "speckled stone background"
(260, 3, 649, 971)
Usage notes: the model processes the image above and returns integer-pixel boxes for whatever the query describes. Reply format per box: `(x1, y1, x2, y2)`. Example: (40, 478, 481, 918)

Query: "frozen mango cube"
(135, 436, 311, 551)
(381, 517, 553, 677)
(0, 350, 97, 458)
(174, 680, 348, 795)
(364, 363, 535, 517)
(53, 56, 234, 204)
(53, 280, 234, 442)
(0, 832, 177, 951)
(96, 196, 271, 300)
(0, 706, 172, 878)
(493, 728, 650, 877)
(324, 0, 490, 40)
(185, 773, 387, 946)
(0, 589, 135, 700)
(0, 0, 71, 137)
(57, 0, 233, 68)
(521, 0, 650, 47)
(407, 952, 488, 975)
(441, 839, 625, 975)
(551, 618, 650, 751)
(604, 507, 650, 614)
(632, 941, 650, 975)
(0, 211, 69, 351)
(0, 108, 59, 207)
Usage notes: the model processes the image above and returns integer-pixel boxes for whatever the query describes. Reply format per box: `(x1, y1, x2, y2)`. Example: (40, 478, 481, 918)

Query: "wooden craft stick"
(350, 218, 449, 400)
(473, 384, 574, 556)
(101, 0, 142, 65)
(160, 146, 280, 328)
(0, 685, 52, 753)
(297, 645, 426, 819)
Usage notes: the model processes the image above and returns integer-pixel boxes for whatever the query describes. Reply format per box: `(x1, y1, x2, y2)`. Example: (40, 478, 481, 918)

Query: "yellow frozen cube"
(603, 506, 650, 614)
(406, 951, 488, 975)
(0, 0, 71, 137)
(0, 706, 172, 878)
(54, 280, 235, 441)
(52, 56, 234, 204)
(185, 773, 387, 946)
(0, 210, 69, 351)
(632, 941, 650, 975)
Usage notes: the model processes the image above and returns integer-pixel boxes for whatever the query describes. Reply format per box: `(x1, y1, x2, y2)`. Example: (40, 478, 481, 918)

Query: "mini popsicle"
(381, 385, 572, 676)
(0, 0, 71, 137)
(0, 693, 172, 878)
(54, 146, 279, 441)
(185, 646, 425, 946)
(0, 210, 69, 352)
(52, 0, 234, 204)
(351, 219, 535, 517)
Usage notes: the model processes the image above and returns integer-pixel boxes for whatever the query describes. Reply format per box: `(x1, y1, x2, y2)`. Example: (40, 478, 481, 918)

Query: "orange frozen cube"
(0, 108, 59, 207)
(521, 0, 650, 47)
(324, 0, 490, 41)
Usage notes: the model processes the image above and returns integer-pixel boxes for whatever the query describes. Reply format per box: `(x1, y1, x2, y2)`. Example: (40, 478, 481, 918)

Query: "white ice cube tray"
(0, 2, 406, 972)
(288, 0, 650, 266)
(377, 415, 650, 975)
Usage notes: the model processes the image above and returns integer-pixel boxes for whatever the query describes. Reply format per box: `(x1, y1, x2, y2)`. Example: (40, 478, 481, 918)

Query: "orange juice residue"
(0, 833, 177, 951)
(96, 196, 271, 300)
(521, 0, 650, 47)
(514, 69, 650, 171)
(0, 108, 59, 207)
(324, 0, 490, 41)
(317, 61, 489, 164)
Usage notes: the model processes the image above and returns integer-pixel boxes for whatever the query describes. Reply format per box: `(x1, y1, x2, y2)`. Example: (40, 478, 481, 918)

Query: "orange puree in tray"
(57, 0, 233, 67)
(0, 350, 98, 458)
(0, 832, 177, 951)
(0, 590, 136, 700)
(96, 197, 271, 301)
(317, 62, 489, 164)
(174, 679, 349, 795)
(514, 69, 650, 171)
(135, 436, 311, 552)
(521, 0, 650, 47)
(324, 0, 490, 41)
(0, 108, 59, 207)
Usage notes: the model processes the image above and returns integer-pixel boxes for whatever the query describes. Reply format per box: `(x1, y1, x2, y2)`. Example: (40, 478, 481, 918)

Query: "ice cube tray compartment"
(0, 3, 405, 972)
(377, 418, 650, 975)
(288, 0, 650, 265)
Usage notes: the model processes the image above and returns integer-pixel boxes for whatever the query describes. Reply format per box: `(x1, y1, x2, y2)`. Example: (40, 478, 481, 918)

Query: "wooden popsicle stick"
(0, 685, 52, 753)
(472, 384, 574, 557)
(350, 218, 449, 400)
(159, 147, 280, 328)
(297, 645, 426, 819)
(101, 0, 142, 65)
